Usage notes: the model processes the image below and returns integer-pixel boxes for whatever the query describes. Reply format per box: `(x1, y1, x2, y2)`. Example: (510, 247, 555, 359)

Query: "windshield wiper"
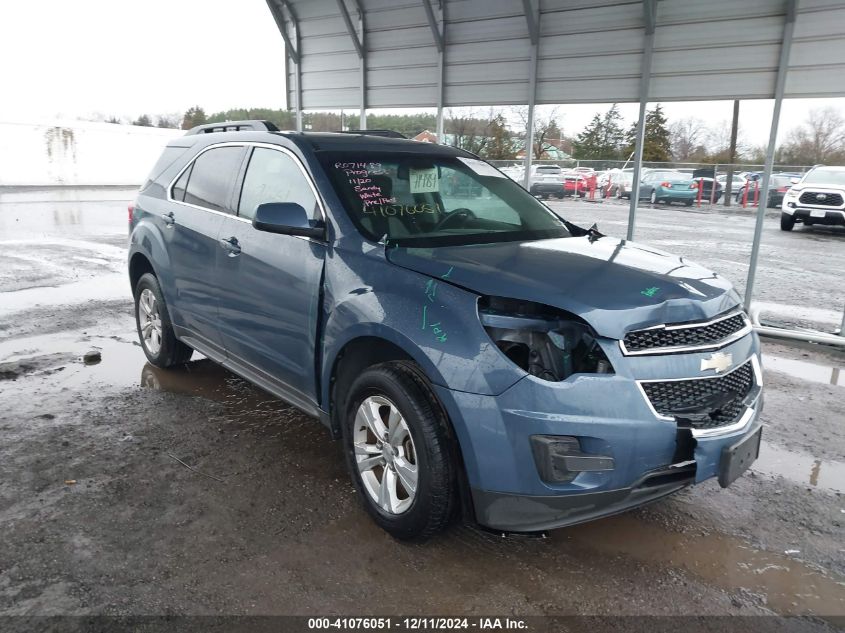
(563, 220, 604, 243)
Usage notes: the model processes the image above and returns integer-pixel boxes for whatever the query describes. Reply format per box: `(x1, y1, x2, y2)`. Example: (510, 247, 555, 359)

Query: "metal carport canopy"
(267, 0, 845, 344)
(269, 0, 845, 114)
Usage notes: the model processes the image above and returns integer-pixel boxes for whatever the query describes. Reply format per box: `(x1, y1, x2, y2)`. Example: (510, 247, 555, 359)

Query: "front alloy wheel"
(343, 362, 457, 541)
(354, 396, 418, 515)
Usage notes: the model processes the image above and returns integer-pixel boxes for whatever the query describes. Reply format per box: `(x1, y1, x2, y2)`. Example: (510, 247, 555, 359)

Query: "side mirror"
(253, 202, 325, 239)
(790, 177, 800, 184)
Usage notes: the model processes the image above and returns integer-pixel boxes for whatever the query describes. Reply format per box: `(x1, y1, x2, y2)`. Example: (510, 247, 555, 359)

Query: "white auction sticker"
(409, 167, 439, 193)
(457, 157, 506, 178)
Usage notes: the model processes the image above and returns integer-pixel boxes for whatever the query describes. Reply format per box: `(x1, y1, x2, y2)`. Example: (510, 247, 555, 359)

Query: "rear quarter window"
(182, 146, 245, 213)
(140, 146, 191, 192)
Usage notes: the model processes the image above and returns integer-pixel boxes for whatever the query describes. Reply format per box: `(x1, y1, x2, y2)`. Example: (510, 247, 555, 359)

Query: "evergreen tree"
(572, 113, 604, 159)
(484, 114, 517, 160)
(572, 104, 625, 160)
(624, 104, 671, 162)
(133, 114, 153, 127)
(181, 106, 207, 130)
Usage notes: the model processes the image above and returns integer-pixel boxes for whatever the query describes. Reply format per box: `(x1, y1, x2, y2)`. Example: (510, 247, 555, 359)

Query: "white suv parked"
(781, 165, 845, 231)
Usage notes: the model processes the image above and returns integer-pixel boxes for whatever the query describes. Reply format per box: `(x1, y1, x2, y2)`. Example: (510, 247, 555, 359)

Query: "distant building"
(413, 130, 438, 143)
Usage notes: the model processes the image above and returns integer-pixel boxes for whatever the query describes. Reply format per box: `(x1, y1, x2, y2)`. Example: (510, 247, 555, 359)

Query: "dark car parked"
(736, 173, 800, 207)
(128, 121, 763, 540)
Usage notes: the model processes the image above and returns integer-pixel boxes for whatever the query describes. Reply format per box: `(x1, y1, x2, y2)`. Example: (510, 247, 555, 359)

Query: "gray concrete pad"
(0, 189, 842, 620)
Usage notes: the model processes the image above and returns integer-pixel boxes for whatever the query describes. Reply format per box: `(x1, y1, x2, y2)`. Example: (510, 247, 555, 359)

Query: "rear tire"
(134, 273, 193, 368)
(342, 361, 457, 541)
(684, 199, 694, 207)
(780, 212, 796, 231)
(650, 190, 657, 204)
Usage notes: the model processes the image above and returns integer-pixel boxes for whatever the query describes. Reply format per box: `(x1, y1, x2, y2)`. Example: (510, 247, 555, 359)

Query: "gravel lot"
(0, 188, 843, 627)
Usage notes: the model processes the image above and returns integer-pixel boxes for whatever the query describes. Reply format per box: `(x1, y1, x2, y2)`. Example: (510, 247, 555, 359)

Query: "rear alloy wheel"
(134, 273, 193, 368)
(650, 190, 657, 204)
(780, 212, 796, 231)
(343, 362, 457, 541)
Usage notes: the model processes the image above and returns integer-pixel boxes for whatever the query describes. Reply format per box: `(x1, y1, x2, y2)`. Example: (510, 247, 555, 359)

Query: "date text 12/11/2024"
(307, 616, 529, 630)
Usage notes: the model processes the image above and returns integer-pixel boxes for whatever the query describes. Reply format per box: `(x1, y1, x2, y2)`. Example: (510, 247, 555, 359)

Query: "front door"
(215, 146, 326, 405)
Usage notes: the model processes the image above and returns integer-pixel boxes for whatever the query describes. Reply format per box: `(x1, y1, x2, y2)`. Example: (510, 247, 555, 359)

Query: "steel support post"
(423, 0, 445, 142)
(522, 0, 539, 190)
(744, 0, 797, 312)
(626, 0, 656, 241)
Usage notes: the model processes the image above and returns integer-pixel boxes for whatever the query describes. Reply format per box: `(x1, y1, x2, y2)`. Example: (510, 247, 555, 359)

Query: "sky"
(2, 0, 844, 147)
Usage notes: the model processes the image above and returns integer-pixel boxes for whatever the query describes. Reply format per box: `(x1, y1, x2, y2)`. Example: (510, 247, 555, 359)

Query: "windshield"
(319, 152, 571, 247)
(802, 168, 845, 186)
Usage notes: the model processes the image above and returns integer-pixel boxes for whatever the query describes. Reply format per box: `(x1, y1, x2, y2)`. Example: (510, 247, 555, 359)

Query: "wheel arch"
(327, 334, 475, 525)
(129, 251, 156, 294)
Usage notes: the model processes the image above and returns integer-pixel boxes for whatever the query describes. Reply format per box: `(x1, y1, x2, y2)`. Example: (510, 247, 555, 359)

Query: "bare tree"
(704, 119, 749, 164)
(669, 117, 707, 161)
(446, 108, 492, 155)
(511, 106, 565, 158)
(779, 107, 845, 165)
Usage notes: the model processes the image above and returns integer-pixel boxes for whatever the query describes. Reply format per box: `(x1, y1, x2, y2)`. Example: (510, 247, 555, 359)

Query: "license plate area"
(810, 209, 826, 218)
(718, 426, 762, 488)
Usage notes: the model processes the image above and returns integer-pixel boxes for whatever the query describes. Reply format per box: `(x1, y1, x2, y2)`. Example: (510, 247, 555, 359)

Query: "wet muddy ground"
(0, 188, 843, 624)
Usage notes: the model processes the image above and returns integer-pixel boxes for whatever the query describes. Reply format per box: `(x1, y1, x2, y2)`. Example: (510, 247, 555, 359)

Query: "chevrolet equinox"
(128, 121, 763, 540)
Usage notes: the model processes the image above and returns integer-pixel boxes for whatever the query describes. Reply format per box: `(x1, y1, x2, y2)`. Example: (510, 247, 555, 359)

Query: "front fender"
(320, 248, 525, 407)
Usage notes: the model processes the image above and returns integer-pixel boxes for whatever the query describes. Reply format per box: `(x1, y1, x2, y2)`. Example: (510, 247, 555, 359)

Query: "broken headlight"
(479, 296, 613, 382)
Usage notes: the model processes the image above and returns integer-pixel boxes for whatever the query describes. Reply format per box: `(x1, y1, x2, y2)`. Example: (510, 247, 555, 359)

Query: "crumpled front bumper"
(433, 332, 762, 532)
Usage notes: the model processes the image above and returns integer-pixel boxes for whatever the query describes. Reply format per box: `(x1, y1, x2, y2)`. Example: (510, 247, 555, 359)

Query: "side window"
(238, 147, 319, 221)
(171, 163, 192, 201)
(183, 146, 245, 213)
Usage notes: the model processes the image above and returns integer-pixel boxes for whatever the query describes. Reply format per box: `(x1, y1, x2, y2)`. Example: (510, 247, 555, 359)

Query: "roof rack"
(184, 120, 280, 136)
(339, 129, 407, 139)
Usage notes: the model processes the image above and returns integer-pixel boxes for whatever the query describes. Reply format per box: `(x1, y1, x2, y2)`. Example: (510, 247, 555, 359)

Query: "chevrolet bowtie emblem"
(701, 352, 733, 374)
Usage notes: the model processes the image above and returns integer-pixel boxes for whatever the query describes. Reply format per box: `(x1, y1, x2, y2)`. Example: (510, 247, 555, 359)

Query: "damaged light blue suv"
(128, 121, 763, 540)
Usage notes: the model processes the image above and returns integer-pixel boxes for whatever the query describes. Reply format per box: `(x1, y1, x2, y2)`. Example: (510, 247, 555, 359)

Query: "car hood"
(387, 236, 740, 340)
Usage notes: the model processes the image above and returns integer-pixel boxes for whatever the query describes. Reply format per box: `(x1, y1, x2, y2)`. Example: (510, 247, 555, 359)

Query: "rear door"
(165, 144, 246, 358)
(214, 145, 327, 407)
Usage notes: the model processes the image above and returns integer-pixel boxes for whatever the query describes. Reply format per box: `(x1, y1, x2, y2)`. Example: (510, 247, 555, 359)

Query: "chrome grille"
(622, 312, 748, 354)
(641, 361, 755, 430)
(799, 191, 843, 207)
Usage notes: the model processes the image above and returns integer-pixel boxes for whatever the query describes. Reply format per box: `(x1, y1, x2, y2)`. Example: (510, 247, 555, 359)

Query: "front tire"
(134, 273, 193, 368)
(342, 362, 457, 541)
(780, 212, 796, 231)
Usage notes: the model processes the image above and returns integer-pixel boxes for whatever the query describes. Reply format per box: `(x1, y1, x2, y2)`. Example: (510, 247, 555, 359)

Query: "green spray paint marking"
(421, 304, 427, 329)
(442, 266, 453, 279)
(425, 279, 438, 302)
(641, 286, 660, 297)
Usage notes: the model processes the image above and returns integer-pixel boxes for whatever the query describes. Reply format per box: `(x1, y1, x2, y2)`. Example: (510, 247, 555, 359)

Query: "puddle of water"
(0, 335, 147, 393)
(0, 190, 132, 240)
(752, 441, 845, 494)
(560, 513, 845, 616)
(763, 354, 843, 388)
(0, 272, 128, 317)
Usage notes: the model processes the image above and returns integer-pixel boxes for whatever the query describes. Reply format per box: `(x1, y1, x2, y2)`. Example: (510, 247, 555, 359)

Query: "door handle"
(219, 236, 241, 256)
(163, 211, 175, 227)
